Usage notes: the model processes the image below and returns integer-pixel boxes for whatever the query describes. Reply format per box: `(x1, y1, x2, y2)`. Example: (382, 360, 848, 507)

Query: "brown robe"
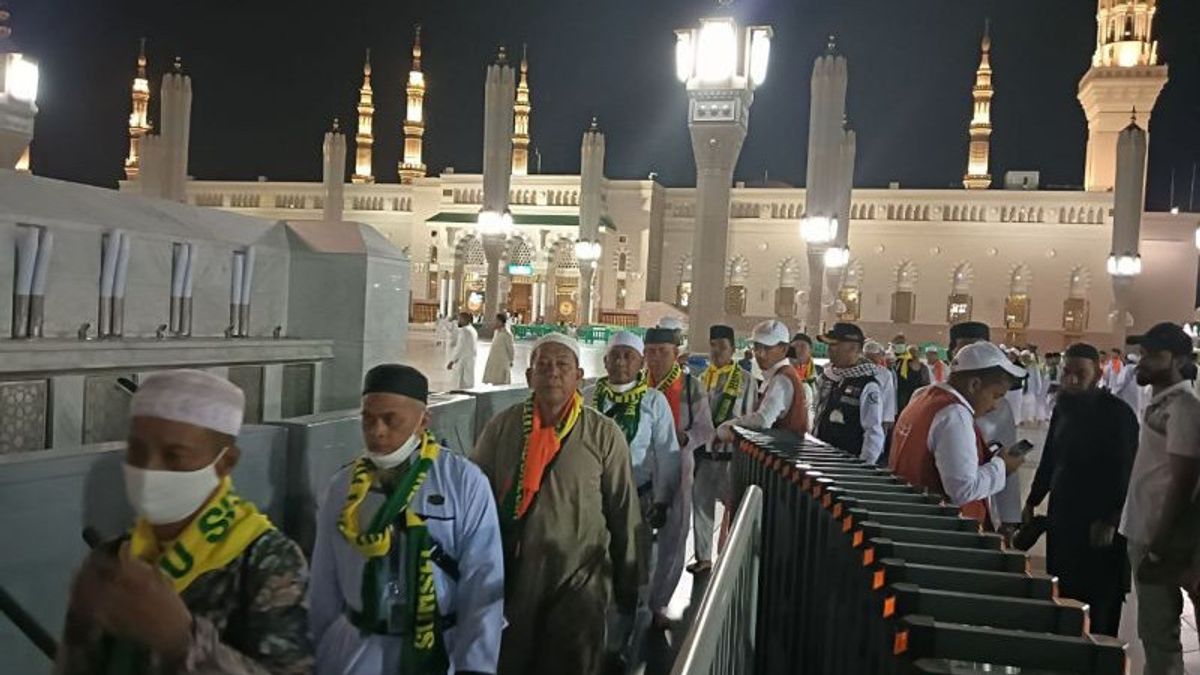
(471, 403, 645, 675)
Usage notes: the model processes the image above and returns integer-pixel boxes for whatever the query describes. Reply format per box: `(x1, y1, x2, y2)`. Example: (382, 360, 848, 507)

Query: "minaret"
(351, 49, 374, 183)
(1078, 0, 1167, 192)
(963, 21, 993, 189)
(399, 25, 427, 184)
(125, 38, 152, 180)
(511, 44, 531, 176)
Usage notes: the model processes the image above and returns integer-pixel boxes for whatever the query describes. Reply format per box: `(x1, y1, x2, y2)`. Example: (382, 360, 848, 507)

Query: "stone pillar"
(481, 235, 506, 332)
(645, 182, 667, 302)
(1108, 117, 1147, 343)
(578, 120, 605, 326)
(159, 62, 192, 203)
(322, 121, 347, 222)
(805, 248, 825, 333)
(479, 50, 516, 334)
(687, 118, 749, 348)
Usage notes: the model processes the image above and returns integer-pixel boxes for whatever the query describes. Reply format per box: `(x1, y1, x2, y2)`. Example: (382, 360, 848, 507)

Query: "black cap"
(949, 321, 990, 344)
(818, 322, 864, 345)
(791, 333, 812, 345)
(363, 364, 429, 403)
(1063, 343, 1100, 362)
(710, 325, 735, 343)
(645, 327, 681, 346)
(1128, 322, 1194, 357)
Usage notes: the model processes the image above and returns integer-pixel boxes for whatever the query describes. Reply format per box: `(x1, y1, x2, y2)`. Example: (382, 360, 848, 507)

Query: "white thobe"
(309, 448, 504, 674)
(449, 325, 478, 389)
(482, 328, 514, 385)
(693, 367, 755, 562)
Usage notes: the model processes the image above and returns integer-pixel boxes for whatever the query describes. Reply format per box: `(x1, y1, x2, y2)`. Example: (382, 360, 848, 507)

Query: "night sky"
(12, 0, 1200, 211)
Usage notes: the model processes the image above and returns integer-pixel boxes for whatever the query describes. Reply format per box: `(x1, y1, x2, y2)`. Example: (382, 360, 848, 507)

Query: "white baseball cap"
(863, 339, 885, 356)
(950, 341, 1027, 380)
(751, 320, 790, 347)
(606, 330, 644, 356)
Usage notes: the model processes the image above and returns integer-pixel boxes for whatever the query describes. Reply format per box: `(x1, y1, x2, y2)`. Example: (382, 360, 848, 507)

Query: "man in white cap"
(583, 331, 680, 537)
(864, 339, 898, 458)
(890, 342, 1027, 523)
(472, 333, 644, 675)
(689, 324, 756, 575)
(309, 364, 504, 675)
(716, 319, 809, 443)
(447, 311, 478, 389)
(58, 370, 312, 674)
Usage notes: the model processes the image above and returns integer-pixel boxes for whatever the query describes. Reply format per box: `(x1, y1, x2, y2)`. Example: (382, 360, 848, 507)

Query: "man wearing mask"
(891, 342, 1026, 523)
(814, 323, 885, 463)
(948, 322, 1022, 534)
(447, 312, 478, 389)
(716, 320, 809, 443)
(1021, 343, 1137, 637)
(57, 370, 312, 674)
(689, 325, 755, 575)
(472, 334, 643, 674)
(643, 326, 714, 628)
(482, 313, 515, 385)
(309, 365, 504, 674)
(1119, 323, 1200, 674)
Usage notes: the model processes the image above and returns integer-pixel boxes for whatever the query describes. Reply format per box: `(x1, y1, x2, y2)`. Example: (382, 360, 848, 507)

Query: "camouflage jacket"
(57, 529, 314, 675)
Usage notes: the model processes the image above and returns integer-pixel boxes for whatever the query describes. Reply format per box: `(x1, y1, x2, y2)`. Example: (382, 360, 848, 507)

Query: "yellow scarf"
(338, 431, 441, 558)
(702, 363, 734, 391)
(129, 477, 274, 593)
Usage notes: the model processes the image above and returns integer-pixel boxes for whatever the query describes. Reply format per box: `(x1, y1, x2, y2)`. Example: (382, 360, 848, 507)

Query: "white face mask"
(367, 429, 422, 470)
(123, 448, 227, 525)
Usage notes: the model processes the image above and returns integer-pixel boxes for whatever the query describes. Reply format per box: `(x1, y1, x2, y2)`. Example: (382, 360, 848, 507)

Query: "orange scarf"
(795, 360, 813, 381)
(511, 392, 583, 519)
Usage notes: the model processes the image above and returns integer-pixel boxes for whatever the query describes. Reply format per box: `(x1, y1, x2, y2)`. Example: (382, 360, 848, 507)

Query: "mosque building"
(115, 0, 1197, 348)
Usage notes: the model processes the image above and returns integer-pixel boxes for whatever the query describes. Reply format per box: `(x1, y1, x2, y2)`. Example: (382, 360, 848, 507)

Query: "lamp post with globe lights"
(675, 2, 771, 348)
(0, 5, 39, 169)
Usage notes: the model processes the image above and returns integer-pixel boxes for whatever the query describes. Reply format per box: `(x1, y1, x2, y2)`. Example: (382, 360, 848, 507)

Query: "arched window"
(891, 260, 918, 323)
(837, 258, 864, 321)
(1063, 265, 1090, 334)
(675, 254, 693, 308)
(947, 261, 974, 323)
(775, 257, 803, 318)
(1004, 263, 1033, 344)
(726, 255, 750, 316)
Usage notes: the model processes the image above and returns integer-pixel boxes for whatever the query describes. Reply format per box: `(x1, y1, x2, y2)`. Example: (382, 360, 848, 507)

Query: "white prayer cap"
(607, 330, 644, 356)
(532, 332, 581, 363)
(951, 342, 1027, 379)
(863, 339, 885, 356)
(750, 320, 790, 347)
(130, 369, 245, 437)
(657, 316, 685, 331)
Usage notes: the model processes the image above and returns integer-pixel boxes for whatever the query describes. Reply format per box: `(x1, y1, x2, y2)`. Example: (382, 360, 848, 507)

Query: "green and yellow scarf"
(339, 431, 447, 675)
(702, 363, 745, 427)
(593, 373, 649, 445)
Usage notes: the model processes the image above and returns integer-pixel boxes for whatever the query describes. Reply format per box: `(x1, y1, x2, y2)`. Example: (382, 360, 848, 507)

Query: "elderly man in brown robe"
(472, 333, 644, 675)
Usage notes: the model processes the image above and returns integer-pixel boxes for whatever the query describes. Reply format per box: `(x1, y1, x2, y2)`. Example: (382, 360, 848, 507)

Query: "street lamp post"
(676, 7, 771, 348)
(1107, 114, 1147, 345)
(479, 48, 516, 337)
(0, 8, 39, 169)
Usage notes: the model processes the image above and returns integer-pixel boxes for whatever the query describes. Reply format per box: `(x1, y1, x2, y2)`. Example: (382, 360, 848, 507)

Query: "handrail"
(670, 485, 763, 675)
(0, 584, 57, 661)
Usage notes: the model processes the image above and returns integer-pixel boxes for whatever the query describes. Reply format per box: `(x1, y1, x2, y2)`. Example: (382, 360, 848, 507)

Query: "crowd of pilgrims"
(51, 314, 1200, 675)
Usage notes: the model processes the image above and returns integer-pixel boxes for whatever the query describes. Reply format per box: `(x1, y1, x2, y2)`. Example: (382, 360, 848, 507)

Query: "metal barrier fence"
(731, 428, 1128, 675)
(671, 485, 763, 675)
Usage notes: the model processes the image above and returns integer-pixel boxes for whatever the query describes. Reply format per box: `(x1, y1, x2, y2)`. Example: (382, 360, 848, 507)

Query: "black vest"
(815, 374, 875, 456)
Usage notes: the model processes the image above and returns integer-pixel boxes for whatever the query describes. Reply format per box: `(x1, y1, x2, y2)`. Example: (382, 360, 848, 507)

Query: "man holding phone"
(1022, 342, 1138, 637)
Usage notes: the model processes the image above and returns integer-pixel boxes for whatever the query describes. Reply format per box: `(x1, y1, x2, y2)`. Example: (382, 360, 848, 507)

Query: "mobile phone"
(1012, 439, 1035, 456)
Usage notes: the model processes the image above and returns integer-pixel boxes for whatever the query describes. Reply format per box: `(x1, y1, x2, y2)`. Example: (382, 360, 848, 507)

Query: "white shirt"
(872, 364, 898, 424)
(1119, 380, 1200, 545)
(722, 358, 796, 433)
(583, 382, 681, 505)
(704, 366, 757, 454)
(1112, 364, 1147, 419)
(925, 383, 1008, 506)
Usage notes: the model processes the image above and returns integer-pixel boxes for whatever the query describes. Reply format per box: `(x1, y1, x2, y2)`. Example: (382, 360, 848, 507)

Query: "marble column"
(1108, 117, 1147, 344)
(322, 122, 347, 222)
(803, 47, 849, 334)
(479, 50, 516, 336)
(578, 120, 606, 326)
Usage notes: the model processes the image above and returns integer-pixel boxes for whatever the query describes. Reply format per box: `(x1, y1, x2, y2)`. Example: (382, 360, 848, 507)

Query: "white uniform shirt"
(1120, 381, 1200, 545)
(720, 359, 796, 433)
(925, 383, 1008, 506)
(449, 325, 478, 389)
(872, 364, 898, 424)
(583, 382, 681, 505)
